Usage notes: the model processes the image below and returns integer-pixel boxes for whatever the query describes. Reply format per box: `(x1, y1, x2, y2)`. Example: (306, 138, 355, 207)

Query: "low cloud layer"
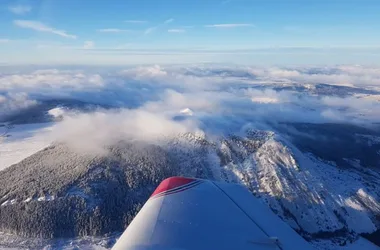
(1, 64, 380, 151)
(0, 93, 37, 119)
(51, 109, 200, 154)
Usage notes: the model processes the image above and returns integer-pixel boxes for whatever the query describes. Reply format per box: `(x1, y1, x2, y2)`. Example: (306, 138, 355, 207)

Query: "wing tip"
(150, 176, 199, 198)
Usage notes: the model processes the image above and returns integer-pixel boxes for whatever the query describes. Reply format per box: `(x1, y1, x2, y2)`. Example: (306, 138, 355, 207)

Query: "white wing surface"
(112, 177, 313, 250)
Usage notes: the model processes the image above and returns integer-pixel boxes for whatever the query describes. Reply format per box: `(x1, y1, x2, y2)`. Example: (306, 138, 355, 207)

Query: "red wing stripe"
(150, 177, 198, 198)
(152, 180, 201, 198)
(152, 180, 203, 199)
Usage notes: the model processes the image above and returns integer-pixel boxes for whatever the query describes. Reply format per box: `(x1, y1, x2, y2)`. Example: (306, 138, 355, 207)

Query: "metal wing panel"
(214, 181, 313, 250)
(112, 177, 312, 250)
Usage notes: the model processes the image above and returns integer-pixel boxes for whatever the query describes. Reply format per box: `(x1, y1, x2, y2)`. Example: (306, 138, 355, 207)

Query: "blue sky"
(1, 0, 380, 65)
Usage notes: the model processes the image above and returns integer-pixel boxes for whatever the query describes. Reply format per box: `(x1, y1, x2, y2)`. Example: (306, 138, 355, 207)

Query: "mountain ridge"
(0, 129, 379, 248)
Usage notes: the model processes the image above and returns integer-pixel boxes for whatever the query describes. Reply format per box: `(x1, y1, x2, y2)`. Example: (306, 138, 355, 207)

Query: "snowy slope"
(257, 136, 380, 235)
(165, 131, 380, 248)
(0, 231, 115, 250)
(0, 123, 53, 170)
(313, 237, 380, 250)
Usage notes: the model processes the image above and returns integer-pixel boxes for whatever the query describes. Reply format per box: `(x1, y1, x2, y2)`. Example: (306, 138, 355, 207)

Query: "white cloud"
(269, 68, 301, 78)
(122, 65, 168, 78)
(205, 23, 254, 28)
(143, 18, 175, 35)
(0, 69, 104, 91)
(8, 5, 31, 15)
(248, 89, 282, 104)
(83, 41, 95, 49)
(97, 28, 131, 33)
(164, 18, 174, 24)
(120, 65, 213, 91)
(338, 65, 380, 78)
(247, 66, 380, 89)
(321, 109, 345, 121)
(124, 20, 148, 24)
(168, 29, 185, 33)
(48, 107, 66, 118)
(0, 93, 37, 120)
(1, 65, 380, 135)
(143, 89, 220, 114)
(144, 27, 157, 35)
(51, 109, 199, 154)
(14, 20, 77, 39)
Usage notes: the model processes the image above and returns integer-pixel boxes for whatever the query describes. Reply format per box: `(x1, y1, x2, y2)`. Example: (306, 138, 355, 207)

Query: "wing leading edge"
(112, 177, 313, 250)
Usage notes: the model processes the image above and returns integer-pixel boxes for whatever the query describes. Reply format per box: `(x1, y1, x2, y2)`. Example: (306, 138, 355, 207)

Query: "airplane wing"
(112, 177, 313, 250)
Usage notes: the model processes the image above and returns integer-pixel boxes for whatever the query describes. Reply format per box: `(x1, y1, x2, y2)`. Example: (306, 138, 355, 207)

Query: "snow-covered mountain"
(0, 126, 379, 249)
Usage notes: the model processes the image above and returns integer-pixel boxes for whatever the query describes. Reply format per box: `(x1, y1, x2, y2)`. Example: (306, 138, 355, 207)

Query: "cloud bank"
(51, 109, 200, 154)
(0, 93, 37, 120)
(1, 64, 380, 151)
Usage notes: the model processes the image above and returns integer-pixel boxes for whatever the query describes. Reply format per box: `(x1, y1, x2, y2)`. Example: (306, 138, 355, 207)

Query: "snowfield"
(0, 231, 113, 250)
(0, 123, 54, 170)
(313, 237, 380, 250)
(47, 107, 66, 119)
